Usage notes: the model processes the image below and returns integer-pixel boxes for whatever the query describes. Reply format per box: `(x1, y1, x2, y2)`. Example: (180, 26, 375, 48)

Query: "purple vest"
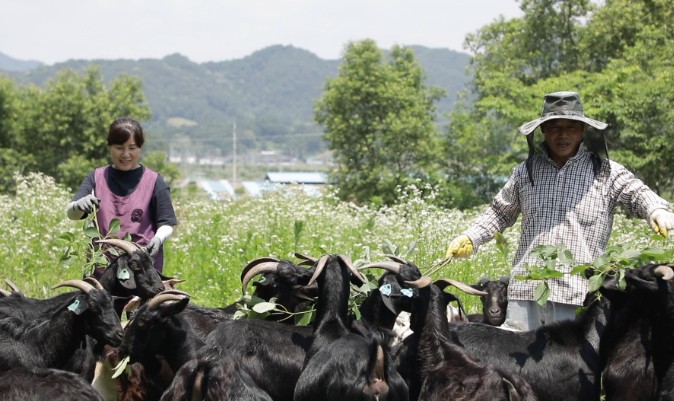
(94, 166, 164, 270)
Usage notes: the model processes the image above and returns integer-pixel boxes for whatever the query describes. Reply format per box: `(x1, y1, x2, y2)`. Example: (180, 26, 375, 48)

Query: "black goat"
(293, 254, 409, 401)
(115, 290, 205, 401)
(396, 276, 537, 401)
(466, 275, 509, 326)
(598, 263, 674, 400)
(0, 367, 104, 401)
(354, 257, 427, 344)
(200, 255, 419, 401)
(240, 256, 318, 323)
(159, 345, 273, 401)
(96, 239, 166, 300)
(0, 279, 123, 371)
(447, 294, 609, 400)
(203, 311, 314, 401)
(172, 255, 317, 339)
(446, 264, 674, 401)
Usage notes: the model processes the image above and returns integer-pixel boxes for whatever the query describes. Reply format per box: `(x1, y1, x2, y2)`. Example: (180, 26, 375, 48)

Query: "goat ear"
(67, 295, 90, 315)
(159, 296, 190, 317)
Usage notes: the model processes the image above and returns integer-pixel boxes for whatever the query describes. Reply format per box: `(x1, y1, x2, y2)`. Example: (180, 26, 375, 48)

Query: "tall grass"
(0, 173, 668, 313)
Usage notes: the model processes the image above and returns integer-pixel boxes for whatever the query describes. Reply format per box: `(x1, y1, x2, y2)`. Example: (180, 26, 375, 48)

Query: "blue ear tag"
(401, 288, 414, 298)
(259, 275, 267, 283)
(380, 283, 392, 296)
(68, 299, 80, 312)
(118, 267, 130, 280)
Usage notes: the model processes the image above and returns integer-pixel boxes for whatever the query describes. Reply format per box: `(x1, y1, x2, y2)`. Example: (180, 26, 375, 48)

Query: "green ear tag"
(68, 299, 80, 312)
(118, 267, 131, 280)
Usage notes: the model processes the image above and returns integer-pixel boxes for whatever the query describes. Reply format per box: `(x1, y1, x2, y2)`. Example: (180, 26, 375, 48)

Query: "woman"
(67, 117, 177, 274)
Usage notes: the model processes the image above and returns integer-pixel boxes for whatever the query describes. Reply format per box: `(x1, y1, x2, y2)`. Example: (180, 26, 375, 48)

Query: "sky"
(0, 0, 522, 65)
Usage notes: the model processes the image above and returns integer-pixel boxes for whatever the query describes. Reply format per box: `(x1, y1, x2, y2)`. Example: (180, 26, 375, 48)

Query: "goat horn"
(4, 278, 20, 293)
(147, 291, 190, 309)
(163, 278, 186, 290)
(240, 257, 280, 282)
(654, 265, 674, 280)
(358, 261, 402, 274)
(308, 255, 330, 286)
(83, 277, 105, 290)
(0, 288, 11, 297)
(96, 238, 141, 255)
(384, 254, 408, 264)
(434, 278, 488, 296)
(241, 261, 281, 295)
(338, 254, 367, 284)
(52, 279, 95, 294)
(404, 276, 433, 288)
(295, 252, 318, 266)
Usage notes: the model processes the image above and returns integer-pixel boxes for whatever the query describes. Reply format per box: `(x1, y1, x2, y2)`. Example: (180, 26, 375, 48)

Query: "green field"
(1, 172, 669, 316)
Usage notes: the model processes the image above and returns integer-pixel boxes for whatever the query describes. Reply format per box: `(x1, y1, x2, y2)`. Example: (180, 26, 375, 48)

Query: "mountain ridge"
(0, 45, 471, 159)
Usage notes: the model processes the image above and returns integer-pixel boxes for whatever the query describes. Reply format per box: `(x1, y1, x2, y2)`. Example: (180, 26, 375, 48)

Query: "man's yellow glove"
(649, 209, 674, 237)
(445, 234, 474, 259)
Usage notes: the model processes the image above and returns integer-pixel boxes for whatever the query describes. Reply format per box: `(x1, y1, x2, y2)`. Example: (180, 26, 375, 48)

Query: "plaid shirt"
(464, 146, 671, 305)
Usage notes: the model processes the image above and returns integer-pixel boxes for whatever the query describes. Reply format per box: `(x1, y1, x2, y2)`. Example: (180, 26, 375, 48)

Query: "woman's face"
(542, 119, 584, 167)
(109, 135, 141, 171)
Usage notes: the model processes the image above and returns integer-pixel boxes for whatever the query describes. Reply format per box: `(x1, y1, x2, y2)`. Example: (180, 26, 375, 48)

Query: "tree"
(445, 0, 674, 207)
(315, 40, 444, 205)
(10, 66, 151, 191)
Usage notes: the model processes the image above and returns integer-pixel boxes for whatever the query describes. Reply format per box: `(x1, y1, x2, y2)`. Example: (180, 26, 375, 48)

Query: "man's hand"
(73, 194, 100, 214)
(445, 234, 474, 259)
(649, 209, 674, 237)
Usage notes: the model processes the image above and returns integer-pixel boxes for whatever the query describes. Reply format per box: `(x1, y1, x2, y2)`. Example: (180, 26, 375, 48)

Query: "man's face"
(541, 119, 584, 167)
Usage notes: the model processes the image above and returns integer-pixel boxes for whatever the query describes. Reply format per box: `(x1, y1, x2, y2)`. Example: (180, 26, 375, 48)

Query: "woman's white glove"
(144, 225, 174, 256)
(66, 194, 100, 220)
(649, 209, 674, 237)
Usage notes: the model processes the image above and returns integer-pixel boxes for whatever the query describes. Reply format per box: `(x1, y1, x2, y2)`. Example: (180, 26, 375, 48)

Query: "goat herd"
(0, 238, 673, 401)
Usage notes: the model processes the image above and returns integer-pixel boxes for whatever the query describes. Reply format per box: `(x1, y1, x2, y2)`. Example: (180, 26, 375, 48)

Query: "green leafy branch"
(56, 205, 125, 277)
(517, 239, 674, 305)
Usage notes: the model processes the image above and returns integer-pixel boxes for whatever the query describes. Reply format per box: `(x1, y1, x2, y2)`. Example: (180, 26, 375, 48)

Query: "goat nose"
(490, 308, 501, 314)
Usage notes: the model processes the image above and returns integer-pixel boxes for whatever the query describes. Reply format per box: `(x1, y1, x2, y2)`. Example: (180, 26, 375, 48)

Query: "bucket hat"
(519, 91, 608, 135)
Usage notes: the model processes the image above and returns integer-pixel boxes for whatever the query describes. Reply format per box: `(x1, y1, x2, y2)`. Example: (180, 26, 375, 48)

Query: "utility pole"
(232, 121, 237, 185)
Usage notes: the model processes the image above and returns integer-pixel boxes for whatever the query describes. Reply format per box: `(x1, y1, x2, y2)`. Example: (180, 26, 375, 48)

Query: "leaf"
(111, 355, 130, 379)
(108, 218, 121, 234)
(57, 232, 75, 242)
(587, 274, 604, 293)
(533, 282, 550, 306)
(406, 240, 417, 256)
(252, 302, 277, 313)
(382, 239, 397, 256)
(297, 310, 313, 326)
(571, 264, 591, 275)
(84, 227, 100, 238)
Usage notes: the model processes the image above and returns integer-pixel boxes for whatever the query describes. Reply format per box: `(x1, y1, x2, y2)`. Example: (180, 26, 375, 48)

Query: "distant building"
(264, 172, 327, 185)
(195, 172, 329, 200)
(197, 179, 236, 200)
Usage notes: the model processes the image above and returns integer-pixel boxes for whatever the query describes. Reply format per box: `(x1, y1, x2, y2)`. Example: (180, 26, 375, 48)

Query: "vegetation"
(1, 46, 471, 167)
(2, 173, 670, 317)
(0, 66, 151, 192)
(316, 40, 445, 205)
(445, 0, 674, 205)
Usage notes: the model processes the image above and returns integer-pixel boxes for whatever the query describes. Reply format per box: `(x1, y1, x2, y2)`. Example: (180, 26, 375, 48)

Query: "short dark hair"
(107, 117, 145, 147)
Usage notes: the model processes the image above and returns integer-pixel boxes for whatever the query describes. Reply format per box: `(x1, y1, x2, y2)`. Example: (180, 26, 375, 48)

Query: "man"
(446, 91, 674, 331)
